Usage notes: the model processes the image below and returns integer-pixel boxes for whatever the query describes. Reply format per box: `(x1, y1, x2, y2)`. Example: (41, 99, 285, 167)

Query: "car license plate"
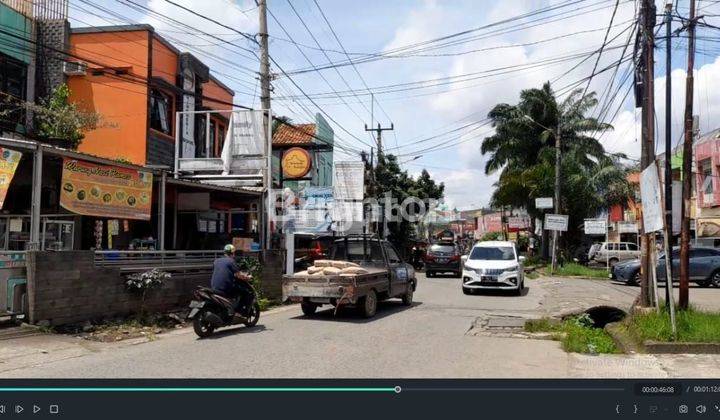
(438, 258, 448, 263)
(189, 300, 205, 309)
(481, 275, 498, 282)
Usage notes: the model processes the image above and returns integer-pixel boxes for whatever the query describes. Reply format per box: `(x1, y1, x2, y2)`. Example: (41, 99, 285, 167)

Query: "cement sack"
(322, 267, 342, 275)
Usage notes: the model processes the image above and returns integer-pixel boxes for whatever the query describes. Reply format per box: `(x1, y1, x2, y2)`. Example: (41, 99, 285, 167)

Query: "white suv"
(592, 241, 640, 266)
(461, 241, 525, 296)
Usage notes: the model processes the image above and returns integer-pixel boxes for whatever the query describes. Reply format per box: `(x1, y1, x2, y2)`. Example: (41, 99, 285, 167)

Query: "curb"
(643, 340, 720, 354)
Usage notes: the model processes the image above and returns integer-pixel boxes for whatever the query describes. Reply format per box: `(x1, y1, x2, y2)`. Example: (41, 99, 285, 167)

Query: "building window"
(0, 54, 28, 131)
(150, 89, 171, 134)
(217, 123, 226, 154)
(701, 159, 713, 194)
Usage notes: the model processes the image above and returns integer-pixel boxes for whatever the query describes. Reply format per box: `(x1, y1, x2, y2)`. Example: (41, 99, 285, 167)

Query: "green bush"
(550, 263, 608, 278)
(525, 316, 618, 354)
(627, 305, 720, 343)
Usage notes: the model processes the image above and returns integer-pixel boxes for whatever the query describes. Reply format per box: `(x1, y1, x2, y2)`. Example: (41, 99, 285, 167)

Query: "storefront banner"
(0, 148, 22, 209)
(60, 158, 153, 220)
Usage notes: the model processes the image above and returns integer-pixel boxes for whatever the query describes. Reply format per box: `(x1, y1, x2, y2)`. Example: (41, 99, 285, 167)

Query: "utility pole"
(551, 124, 561, 272)
(639, 0, 656, 307)
(679, 0, 697, 310)
(365, 123, 393, 238)
(663, 2, 674, 308)
(258, 0, 272, 250)
(365, 122, 394, 158)
(258, 0, 271, 114)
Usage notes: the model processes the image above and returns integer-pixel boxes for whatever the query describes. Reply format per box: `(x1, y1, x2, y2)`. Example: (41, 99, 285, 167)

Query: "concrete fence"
(25, 249, 285, 326)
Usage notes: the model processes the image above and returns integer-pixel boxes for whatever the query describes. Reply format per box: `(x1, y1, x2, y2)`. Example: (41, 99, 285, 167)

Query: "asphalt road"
(4, 273, 720, 378)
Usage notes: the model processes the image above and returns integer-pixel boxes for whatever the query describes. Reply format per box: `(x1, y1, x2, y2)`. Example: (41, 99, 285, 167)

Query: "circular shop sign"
(282, 147, 312, 178)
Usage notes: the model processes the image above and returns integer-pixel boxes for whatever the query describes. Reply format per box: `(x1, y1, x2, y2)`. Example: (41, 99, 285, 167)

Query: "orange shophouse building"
(59, 24, 262, 251)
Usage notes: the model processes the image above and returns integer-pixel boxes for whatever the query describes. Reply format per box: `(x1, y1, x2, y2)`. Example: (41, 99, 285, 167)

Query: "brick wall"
(25, 249, 286, 326)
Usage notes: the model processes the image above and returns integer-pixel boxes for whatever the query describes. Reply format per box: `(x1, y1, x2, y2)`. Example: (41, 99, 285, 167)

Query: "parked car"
(461, 241, 525, 295)
(424, 242, 462, 277)
(610, 247, 720, 287)
(592, 242, 640, 266)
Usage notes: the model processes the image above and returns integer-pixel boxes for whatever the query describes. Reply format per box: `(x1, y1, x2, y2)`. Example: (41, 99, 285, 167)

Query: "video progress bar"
(0, 387, 399, 393)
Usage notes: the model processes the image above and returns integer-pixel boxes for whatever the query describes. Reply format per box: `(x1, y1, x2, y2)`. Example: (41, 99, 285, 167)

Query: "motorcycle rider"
(210, 244, 253, 315)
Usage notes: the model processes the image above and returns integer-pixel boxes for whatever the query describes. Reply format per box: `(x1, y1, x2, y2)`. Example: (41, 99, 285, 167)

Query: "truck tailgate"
(282, 269, 388, 302)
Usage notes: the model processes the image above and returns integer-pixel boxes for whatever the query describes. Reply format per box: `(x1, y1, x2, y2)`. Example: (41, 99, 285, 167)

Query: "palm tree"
(481, 82, 630, 256)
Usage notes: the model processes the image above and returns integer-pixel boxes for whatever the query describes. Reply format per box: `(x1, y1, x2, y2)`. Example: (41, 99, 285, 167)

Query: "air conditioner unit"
(63, 61, 87, 76)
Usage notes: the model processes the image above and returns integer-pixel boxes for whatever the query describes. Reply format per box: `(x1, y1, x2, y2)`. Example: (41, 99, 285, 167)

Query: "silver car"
(593, 242, 640, 266)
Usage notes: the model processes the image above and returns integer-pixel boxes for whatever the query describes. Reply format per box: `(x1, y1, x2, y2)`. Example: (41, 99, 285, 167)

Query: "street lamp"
(524, 114, 562, 272)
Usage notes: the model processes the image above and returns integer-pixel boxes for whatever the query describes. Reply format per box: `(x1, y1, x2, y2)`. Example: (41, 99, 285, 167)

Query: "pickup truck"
(282, 236, 417, 318)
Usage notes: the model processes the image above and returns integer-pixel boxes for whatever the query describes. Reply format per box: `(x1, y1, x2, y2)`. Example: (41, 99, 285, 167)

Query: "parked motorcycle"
(187, 285, 260, 338)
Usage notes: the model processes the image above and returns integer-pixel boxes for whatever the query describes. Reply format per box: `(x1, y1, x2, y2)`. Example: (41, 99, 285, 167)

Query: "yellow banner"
(0, 148, 22, 209)
(60, 158, 153, 220)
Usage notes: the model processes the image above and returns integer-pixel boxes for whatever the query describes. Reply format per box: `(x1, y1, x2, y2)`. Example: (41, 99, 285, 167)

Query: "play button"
(33, 405, 41, 414)
(15, 405, 23, 414)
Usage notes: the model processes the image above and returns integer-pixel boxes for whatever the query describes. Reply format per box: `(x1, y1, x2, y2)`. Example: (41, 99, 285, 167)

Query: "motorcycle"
(187, 284, 260, 338)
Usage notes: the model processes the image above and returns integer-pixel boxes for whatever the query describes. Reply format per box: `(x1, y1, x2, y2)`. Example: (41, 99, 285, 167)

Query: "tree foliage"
(481, 82, 632, 248)
(33, 84, 101, 149)
(371, 153, 444, 253)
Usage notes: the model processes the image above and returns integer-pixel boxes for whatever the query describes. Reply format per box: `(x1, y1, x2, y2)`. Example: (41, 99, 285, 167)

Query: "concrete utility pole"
(365, 123, 393, 238)
(258, 0, 271, 114)
(258, 0, 272, 249)
(551, 124, 561, 272)
(639, 0, 656, 307)
(663, 2, 674, 308)
(679, 0, 697, 310)
(365, 122, 394, 157)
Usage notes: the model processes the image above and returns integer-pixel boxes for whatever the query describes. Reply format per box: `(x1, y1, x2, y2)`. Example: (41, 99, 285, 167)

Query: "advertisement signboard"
(287, 187, 334, 233)
(544, 214, 569, 231)
(584, 219, 607, 235)
(0, 148, 22, 209)
(59, 158, 154, 220)
(333, 161, 364, 200)
(617, 221, 639, 234)
(508, 216, 530, 230)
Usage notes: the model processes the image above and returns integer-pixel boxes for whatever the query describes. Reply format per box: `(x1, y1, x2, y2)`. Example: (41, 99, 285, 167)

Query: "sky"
(68, 0, 720, 210)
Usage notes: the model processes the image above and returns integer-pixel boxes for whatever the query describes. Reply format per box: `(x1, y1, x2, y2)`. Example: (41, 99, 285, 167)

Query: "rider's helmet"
(223, 244, 236, 255)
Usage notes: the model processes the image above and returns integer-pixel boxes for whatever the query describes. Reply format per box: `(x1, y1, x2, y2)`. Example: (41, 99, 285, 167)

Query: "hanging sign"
(282, 147, 312, 178)
(0, 148, 22, 209)
(60, 158, 154, 220)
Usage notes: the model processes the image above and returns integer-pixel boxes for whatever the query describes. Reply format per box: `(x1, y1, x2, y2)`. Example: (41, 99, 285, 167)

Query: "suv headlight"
(465, 266, 481, 274)
(503, 265, 519, 273)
